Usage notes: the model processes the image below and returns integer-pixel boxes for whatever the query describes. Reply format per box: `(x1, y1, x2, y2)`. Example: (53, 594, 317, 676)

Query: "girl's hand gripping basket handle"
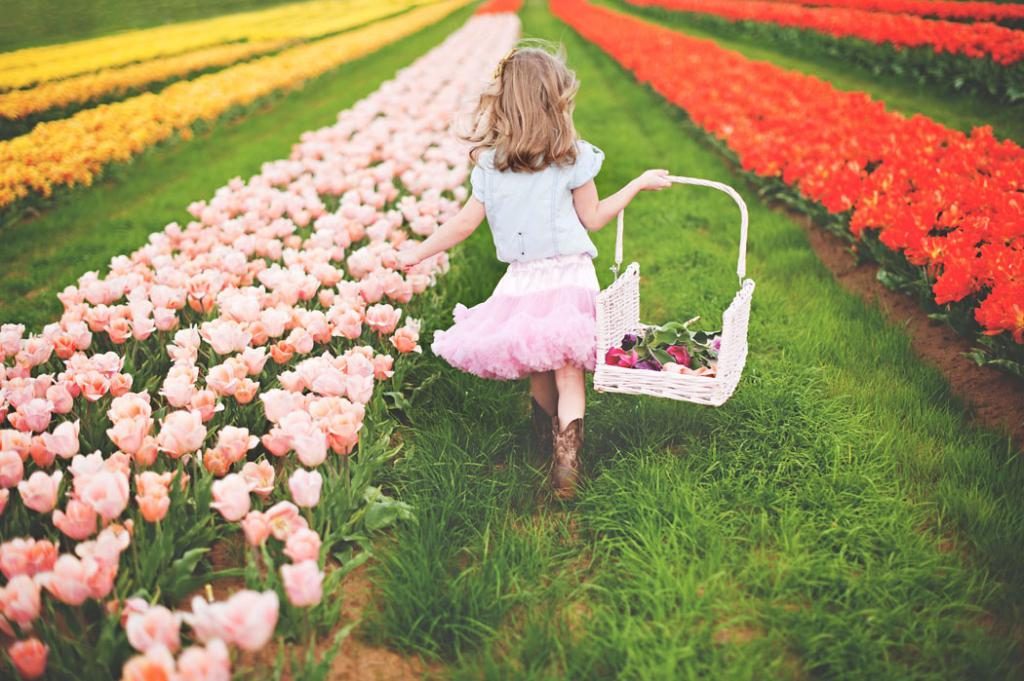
(611, 176, 749, 283)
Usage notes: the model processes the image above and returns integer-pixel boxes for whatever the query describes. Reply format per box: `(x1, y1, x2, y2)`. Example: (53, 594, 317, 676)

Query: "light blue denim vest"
(470, 140, 603, 264)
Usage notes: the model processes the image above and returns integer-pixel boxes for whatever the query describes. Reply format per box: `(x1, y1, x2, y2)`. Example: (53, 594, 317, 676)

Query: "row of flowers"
(626, 0, 1024, 102)
(0, 0, 471, 214)
(0, 40, 288, 134)
(555, 0, 1024, 374)
(763, 0, 1024, 24)
(0, 0, 428, 90)
(476, 0, 524, 13)
(0, 10, 521, 680)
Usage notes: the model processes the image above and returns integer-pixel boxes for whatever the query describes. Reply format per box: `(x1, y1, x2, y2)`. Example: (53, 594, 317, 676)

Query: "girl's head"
(465, 43, 580, 173)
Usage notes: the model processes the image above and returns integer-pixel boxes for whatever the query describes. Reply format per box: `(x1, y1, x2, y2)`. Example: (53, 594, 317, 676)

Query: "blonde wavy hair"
(464, 43, 580, 173)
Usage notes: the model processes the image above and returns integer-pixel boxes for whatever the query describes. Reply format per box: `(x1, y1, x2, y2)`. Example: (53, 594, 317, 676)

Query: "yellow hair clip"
(493, 47, 517, 80)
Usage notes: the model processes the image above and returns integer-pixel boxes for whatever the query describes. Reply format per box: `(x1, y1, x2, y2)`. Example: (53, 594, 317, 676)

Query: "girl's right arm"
(572, 169, 671, 232)
(397, 197, 486, 271)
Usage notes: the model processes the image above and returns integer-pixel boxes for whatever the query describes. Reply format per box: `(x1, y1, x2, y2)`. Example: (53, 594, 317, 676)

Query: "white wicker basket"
(593, 176, 755, 406)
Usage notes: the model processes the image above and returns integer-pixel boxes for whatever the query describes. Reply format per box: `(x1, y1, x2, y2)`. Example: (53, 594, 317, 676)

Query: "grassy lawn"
(364, 1, 1024, 678)
(0, 2, 476, 330)
(597, 0, 1024, 145)
(0, 0, 302, 52)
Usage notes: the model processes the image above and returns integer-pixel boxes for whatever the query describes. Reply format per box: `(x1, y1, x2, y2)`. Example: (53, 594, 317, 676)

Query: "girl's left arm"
(398, 197, 486, 270)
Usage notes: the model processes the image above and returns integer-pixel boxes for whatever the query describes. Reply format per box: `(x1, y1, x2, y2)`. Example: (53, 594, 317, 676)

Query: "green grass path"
(367, 1, 1024, 678)
(597, 0, 1024, 144)
(0, 3, 476, 330)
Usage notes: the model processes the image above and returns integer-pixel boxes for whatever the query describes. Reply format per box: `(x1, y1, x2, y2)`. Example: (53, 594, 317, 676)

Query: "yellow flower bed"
(0, 40, 288, 120)
(0, 0, 430, 90)
(0, 0, 470, 209)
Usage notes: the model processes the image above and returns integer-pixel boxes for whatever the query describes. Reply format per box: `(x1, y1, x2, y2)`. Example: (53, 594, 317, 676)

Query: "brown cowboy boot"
(551, 417, 583, 499)
(531, 398, 557, 457)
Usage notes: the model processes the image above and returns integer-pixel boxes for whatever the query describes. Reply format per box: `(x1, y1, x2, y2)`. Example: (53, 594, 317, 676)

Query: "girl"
(397, 45, 670, 498)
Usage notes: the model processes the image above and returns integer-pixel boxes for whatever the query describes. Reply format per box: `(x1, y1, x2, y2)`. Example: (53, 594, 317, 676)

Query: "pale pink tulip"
(0, 449, 24, 488)
(17, 470, 62, 513)
(241, 510, 271, 547)
(120, 644, 175, 681)
(365, 303, 401, 335)
(37, 554, 91, 605)
(288, 469, 322, 508)
(214, 426, 258, 464)
(240, 460, 274, 498)
(0, 538, 57, 579)
(176, 639, 230, 681)
(281, 560, 324, 607)
(210, 474, 252, 522)
(53, 498, 99, 540)
(126, 605, 181, 654)
(9, 398, 52, 433)
(265, 501, 307, 541)
(41, 420, 80, 459)
(1, 575, 41, 627)
(157, 410, 207, 458)
(283, 528, 321, 563)
(78, 470, 130, 521)
(107, 415, 151, 454)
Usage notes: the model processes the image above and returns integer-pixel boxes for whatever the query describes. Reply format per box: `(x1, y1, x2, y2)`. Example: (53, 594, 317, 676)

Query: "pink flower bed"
(0, 12, 520, 680)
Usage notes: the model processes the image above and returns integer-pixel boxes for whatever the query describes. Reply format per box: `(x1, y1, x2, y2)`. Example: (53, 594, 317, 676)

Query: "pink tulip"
(288, 469, 322, 508)
(364, 303, 401, 335)
(126, 604, 181, 654)
(283, 528, 321, 563)
(372, 354, 394, 380)
(45, 383, 74, 414)
(176, 639, 230, 681)
(390, 325, 421, 354)
(9, 398, 52, 433)
(265, 501, 307, 541)
(281, 560, 324, 607)
(1, 575, 41, 627)
(106, 415, 151, 454)
(214, 426, 258, 464)
(108, 392, 152, 422)
(137, 491, 170, 523)
(53, 498, 99, 540)
(120, 645, 175, 681)
(240, 460, 275, 497)
(217, 590, 279, 652)
(241, 510, 271, 547)
(78, 470, 130, 521)
(157, 410, 207, 458)
(0, 538, 57, 579)
(8, 637, 47, 679)
(41, 419, 80, 459)
(210, 474, 252, 522)
(190, 390, 222, 423)
(0, 449, 24, 488)
(17, 470, 62, 513)
(37, 554, 92, 605)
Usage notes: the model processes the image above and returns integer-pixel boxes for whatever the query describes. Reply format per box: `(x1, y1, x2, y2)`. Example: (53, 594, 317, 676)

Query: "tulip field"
(0, 0, 1022, 679)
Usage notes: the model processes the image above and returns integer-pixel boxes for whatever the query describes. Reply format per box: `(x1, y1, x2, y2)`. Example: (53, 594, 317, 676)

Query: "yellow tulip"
(0, 0, 471, 210)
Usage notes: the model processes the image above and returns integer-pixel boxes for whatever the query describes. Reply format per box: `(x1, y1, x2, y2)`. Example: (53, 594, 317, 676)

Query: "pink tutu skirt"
(431, 252, 600, 380)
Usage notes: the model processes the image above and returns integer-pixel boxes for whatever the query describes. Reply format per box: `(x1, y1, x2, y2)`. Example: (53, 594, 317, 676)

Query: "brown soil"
(796, 214, 1024, 451)
(327, 564, 442, 681)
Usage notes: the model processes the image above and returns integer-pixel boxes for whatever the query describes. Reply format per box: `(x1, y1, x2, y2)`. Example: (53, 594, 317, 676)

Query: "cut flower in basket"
(605, 316, 720, 377)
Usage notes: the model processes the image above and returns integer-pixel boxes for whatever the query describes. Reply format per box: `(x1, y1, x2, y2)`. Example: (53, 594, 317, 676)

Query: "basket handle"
(612, 176, 749, 282)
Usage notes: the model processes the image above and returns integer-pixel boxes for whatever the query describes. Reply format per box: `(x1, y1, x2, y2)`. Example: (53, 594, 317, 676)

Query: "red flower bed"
(476, 0, 522, 14)
(763, 0, 1024, 24)
(627, 0, 1024, 65)
(553, 0, 1024, 364)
